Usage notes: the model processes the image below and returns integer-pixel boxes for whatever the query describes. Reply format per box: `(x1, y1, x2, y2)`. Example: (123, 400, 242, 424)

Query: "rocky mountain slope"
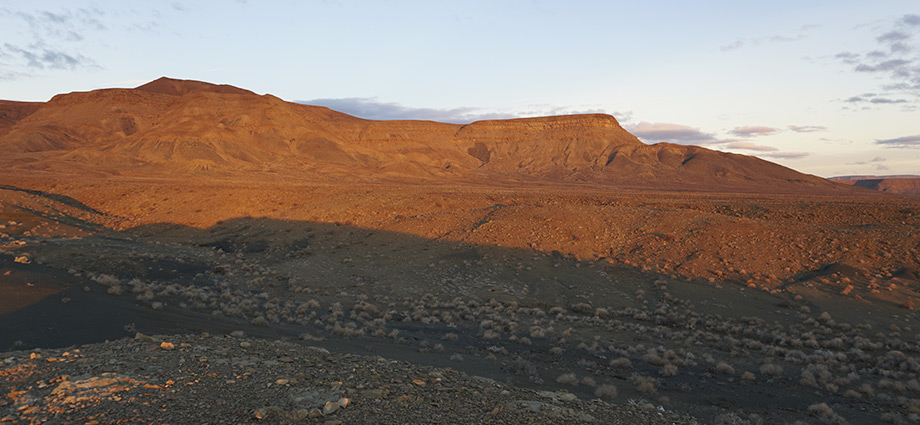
(0, 77, 838, 192)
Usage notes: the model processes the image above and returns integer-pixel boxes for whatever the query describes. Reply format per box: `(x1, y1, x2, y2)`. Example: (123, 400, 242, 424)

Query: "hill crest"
(0, 78, 843, 193)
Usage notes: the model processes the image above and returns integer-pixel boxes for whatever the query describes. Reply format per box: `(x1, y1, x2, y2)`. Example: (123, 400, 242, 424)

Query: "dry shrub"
(807, 403, 848, 425)
(556, 373, 578, 385)
(715, 362, 735, 375)
(594, 384, 617, 399)
(632, 374, 657, 395)
(659, 364, 678, 376)
(609, 357, 632, 368)
(759, 363, 783, 377)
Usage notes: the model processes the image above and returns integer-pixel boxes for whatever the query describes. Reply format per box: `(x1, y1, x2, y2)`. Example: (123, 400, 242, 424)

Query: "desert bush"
(715, 362, 735, 375)
(843, 389, 861, 399)
(94, 274, 120, 286)
(549, 347, 564, 357)
(609, 357, 632, 368)
(807, 402, 848, 425)
(759, 363, 783, 377)
(570, 302, 593, 314)
(643, 349, 666, 366)
(483, 329, 500, 340)
(556, 373, 578, 385)
(660, 363, 678, 376)
(580, 376, 597, 387)
(594, 384, 617, 399)
(509, 358, 537, 376)
(442, 332, 459, 341)
(632, 374, 657, 395)
(858, 383, 875, 398)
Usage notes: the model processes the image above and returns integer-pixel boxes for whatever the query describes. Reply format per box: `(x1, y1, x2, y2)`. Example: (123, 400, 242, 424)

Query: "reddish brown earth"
(1, 77, 836, 192)
(2, 78, 919, 424)
(831, 176, 920, 196)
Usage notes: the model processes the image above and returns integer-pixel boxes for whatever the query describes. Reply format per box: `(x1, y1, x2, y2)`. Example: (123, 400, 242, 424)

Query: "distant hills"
(830, 175, 920, 196)
(0, 77, 850, 193)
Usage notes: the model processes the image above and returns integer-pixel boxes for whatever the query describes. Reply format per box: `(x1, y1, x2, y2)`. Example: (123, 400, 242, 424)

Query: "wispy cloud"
(729, 126, 779, 137)
(847, 156, 887, 165)
(724, 141, 778, 152)
(876, 134, 920, 147)
(0, 7, 106, 79)
(625, 122, 721, 145)
(844, 93, 909, 104)
(720, 24, 818, 52)
(760, 152, 811, 159)
(788, 125, 827, 133)
(298, 97, 609, 124)
(834, 14, 920, 107)
(1, 42, 96, 70)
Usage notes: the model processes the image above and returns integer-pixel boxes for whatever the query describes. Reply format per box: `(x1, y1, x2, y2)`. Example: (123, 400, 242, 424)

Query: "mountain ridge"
(0, 77, 842, 192)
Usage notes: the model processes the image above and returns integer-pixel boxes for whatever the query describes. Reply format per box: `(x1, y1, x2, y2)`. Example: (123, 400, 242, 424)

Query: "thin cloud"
(720, 40, 745, 52)
(724, 142, 778, 152)
(834, 13, 920, 106)
(876, 134, 920, 147)
(1, 42, 96, 70)
(878, 30, 910, 43)
(844, 93, 908, 104)
(300, 98, 515, 123)
(847, 156, 887, 165)
(720, 25, 817, 52)
(12, 8, 106, 41)
(0, 7, 106, 79)
(298, 98, 609, 124)
(760, 152, 811, 159)
(625, 122, 720, 145)
(729, 126, 779, 137)
(788, 125, 827, 133)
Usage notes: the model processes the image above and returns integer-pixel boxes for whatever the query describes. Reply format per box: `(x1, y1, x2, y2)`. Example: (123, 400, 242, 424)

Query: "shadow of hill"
(0, 184, 105, 215)
(2, 213, 913, 425)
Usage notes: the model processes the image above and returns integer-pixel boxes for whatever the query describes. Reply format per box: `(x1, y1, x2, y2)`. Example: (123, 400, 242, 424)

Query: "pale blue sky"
(1, 1, 918, 177)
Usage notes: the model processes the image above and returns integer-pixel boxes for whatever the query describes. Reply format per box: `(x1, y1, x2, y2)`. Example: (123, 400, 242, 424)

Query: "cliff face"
(0, 77, 838, 191)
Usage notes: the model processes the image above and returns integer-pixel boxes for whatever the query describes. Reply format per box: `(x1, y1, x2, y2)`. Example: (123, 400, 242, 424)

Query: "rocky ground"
(0, 333, 697, 424)
(2, 176, 920, 424)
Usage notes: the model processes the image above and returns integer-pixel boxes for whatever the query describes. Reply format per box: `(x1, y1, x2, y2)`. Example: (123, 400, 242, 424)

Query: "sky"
(1, 1, 919, 178)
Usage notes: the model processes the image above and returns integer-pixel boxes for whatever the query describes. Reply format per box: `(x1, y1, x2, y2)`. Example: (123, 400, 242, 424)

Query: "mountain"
(0, 77, 840, 192)
(830, 175, 920, 196)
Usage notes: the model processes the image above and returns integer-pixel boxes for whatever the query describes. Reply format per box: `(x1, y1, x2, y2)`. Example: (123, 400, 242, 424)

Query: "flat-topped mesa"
(455, 114, 640, 145)
(135, 77, 257, 97)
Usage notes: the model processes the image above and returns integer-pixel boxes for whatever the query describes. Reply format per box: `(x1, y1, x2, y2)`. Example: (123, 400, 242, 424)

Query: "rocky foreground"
(0, 333, 698, 425)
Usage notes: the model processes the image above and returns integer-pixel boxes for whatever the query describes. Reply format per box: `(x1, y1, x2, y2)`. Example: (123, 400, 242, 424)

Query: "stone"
(322, 401, 340, 416)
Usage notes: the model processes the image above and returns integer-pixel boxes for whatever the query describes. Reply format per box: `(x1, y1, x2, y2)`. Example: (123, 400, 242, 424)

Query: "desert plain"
(1, 78, 919, 424)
